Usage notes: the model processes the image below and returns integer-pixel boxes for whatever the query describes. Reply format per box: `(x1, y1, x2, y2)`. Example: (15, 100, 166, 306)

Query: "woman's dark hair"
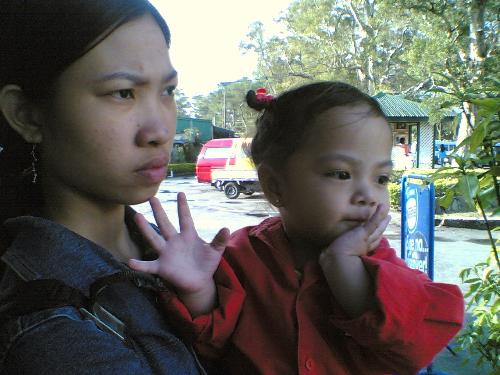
(0, 0, 170, 247)
(246, 81, 386, 170)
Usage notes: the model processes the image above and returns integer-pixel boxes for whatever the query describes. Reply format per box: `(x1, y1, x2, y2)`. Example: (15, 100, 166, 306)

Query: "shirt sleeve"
(159, 257, 246, 359)
(329, 238, 464, 372)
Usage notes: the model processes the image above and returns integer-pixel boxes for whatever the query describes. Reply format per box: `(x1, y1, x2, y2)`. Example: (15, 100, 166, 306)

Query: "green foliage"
(388, 169, 459, 211)
(431, 91, 499, 373)
(168, 163, 195, 176)
(388, 182, 401, 209)
(190, 78, 264, 137)
(175, 89, 192, 117)
(455, 252, 499, 370)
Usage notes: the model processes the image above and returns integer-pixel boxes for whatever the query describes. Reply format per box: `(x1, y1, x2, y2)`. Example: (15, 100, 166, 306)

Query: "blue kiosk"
(401, 174, 454, 375)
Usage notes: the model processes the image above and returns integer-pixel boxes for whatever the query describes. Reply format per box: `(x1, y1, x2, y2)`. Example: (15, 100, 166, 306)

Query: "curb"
(434, 217, 500, 230)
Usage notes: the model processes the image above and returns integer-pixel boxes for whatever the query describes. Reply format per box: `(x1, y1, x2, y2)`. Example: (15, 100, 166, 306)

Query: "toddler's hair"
(246, 81, 386, 170)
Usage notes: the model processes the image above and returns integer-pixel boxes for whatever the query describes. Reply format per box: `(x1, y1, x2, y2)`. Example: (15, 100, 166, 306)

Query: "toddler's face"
(278, 104, 393, 252)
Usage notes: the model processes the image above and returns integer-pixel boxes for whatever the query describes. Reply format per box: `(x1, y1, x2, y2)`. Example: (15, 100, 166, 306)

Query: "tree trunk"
(455, 0, 487, 150)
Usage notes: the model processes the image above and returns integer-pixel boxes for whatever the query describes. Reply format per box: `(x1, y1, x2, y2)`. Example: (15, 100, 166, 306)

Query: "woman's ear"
(0, 85, 43, 143)
(257, 164, 285, 208)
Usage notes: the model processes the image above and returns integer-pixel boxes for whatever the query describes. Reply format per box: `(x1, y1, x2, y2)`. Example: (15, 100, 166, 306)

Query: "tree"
(241, 0, 428, 94)
(191, 78, 263, 137)
(394, 0, 498, 147)
(175, 89, 192, 117)
(432, 87, 499, 373)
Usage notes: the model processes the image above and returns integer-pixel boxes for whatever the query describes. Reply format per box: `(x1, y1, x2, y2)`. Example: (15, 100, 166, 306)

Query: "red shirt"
(163, 217, 463, 375)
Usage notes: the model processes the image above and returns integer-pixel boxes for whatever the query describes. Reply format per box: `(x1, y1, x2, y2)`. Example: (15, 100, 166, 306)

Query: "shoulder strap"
(0, 278, 89, 326)
(0, 269, 166, 326)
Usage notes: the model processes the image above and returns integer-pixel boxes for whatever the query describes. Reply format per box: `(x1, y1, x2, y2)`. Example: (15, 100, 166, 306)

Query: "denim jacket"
(0, 213, 203, 375)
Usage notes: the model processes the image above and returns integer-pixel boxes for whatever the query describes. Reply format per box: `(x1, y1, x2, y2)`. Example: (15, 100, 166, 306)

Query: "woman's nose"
(135, 100, 176, 147)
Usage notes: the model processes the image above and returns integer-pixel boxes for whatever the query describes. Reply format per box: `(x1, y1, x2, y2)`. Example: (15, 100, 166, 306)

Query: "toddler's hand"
(128, 193, 230, 296)
(325, 204, 390, 258)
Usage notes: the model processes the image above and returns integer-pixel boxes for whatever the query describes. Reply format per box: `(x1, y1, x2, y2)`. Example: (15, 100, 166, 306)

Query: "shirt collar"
(248, 216, 323, 287)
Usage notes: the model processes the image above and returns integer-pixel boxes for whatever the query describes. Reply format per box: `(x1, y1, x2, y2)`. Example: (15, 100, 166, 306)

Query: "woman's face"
(39, 14, 177, 207)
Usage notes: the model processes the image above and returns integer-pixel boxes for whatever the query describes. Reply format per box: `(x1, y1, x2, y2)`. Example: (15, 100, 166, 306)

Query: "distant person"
(0, 1, 211, 373)
(399, 137, 410, 156)
(130, 82, 464, 375)
(439, 144, 447, 165)
(393, 137, 411, 169)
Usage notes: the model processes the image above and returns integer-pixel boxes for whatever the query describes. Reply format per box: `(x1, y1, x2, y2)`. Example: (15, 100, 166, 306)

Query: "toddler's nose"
(351, 186, 377, 207)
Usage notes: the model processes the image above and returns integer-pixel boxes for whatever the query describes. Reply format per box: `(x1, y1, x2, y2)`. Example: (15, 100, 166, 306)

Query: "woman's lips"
(136, 157, 168, 183)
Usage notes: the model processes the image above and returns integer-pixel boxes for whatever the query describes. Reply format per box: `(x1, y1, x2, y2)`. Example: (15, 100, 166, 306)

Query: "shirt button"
(305, 358, 314, 370)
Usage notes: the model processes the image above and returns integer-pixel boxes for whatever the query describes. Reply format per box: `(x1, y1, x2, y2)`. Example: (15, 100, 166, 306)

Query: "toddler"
(130, 81, 464, 375)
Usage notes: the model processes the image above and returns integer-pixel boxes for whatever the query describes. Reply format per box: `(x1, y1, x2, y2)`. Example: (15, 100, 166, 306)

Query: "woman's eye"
(378, 175, 390, 185)
(162, 86, 176, 97)
(327, 171, 351, 180)
(111, 89, 134, 100)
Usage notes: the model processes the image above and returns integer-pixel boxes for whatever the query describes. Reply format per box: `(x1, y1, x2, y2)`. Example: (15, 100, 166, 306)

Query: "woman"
(0, 1, 223, 373)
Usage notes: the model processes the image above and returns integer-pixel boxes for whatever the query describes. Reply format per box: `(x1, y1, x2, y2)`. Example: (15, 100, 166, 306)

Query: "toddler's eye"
(163, 86, 176, 97)
(378, 175, 390, 185)
(111, 89, 134, 100)
(327, 171, 351, 180)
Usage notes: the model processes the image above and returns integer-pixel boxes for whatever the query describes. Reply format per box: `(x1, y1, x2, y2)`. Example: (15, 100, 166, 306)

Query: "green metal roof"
(176, 117, 213, 142)
(373, 92, 429, 121)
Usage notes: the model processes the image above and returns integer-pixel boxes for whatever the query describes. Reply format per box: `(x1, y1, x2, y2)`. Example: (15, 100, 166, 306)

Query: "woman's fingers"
(134, 212, 166, 251)
(128, 258, 160, 275)
(150, 196, 177, 239)
(177, 192, 196, 233)
(210, 227, 230, 252)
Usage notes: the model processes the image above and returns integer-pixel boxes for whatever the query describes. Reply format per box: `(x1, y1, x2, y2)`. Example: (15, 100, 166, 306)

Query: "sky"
(150, 0, 293, 98)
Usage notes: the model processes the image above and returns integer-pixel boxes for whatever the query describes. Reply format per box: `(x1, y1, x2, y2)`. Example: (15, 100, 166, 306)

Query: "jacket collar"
(2, 207, 141, 296)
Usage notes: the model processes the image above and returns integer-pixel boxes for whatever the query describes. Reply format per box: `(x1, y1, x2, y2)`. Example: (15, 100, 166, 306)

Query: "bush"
(388, 168, 474, 212)
(388, 182, 401, 209)
(168, 163, 195, 176)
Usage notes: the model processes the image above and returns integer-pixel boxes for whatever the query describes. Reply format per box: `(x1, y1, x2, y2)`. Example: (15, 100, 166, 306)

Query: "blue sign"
(401, 175, 435, 280)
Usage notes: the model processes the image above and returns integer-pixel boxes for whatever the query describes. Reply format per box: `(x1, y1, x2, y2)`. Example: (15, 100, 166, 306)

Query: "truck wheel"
(224, 182, 240, 199)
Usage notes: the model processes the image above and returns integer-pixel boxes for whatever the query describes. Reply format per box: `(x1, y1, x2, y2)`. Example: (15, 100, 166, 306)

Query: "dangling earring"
(22, 144, 38, 184)
(30, 144, 38, 184)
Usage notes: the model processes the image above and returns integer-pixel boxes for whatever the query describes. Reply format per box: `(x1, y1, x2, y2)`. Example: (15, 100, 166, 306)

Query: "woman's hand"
(128, 193, 230, 315)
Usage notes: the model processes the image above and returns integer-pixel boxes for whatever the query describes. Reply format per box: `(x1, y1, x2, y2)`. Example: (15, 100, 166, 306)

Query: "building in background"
(374, 93, 458, 169)
(171, 117, 236, 163)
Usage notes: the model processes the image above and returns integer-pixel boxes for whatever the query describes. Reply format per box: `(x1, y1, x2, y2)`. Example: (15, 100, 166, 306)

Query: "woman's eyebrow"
(93, 69, 178, 85)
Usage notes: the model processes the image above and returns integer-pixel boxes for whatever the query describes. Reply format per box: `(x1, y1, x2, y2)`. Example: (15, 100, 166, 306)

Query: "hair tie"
(255, 87, 274, 103)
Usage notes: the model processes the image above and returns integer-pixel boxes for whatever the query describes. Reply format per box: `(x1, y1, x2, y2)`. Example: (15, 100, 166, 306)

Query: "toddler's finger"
(150, 197, 177, 238)
(177, 192, 196, 233)
(210, 227, 230, 252)
(128, 258, 160, 275)
(363, 204, 389, 235)
(368, 236, 383, 251)
(367, 215, 391, 244)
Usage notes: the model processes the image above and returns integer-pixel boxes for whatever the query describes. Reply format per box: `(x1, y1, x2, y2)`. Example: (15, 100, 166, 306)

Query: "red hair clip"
(255, 87, 274, 102)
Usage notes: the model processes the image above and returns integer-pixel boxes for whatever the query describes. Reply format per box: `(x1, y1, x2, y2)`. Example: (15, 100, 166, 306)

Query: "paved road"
(134, 176, 496, 375)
